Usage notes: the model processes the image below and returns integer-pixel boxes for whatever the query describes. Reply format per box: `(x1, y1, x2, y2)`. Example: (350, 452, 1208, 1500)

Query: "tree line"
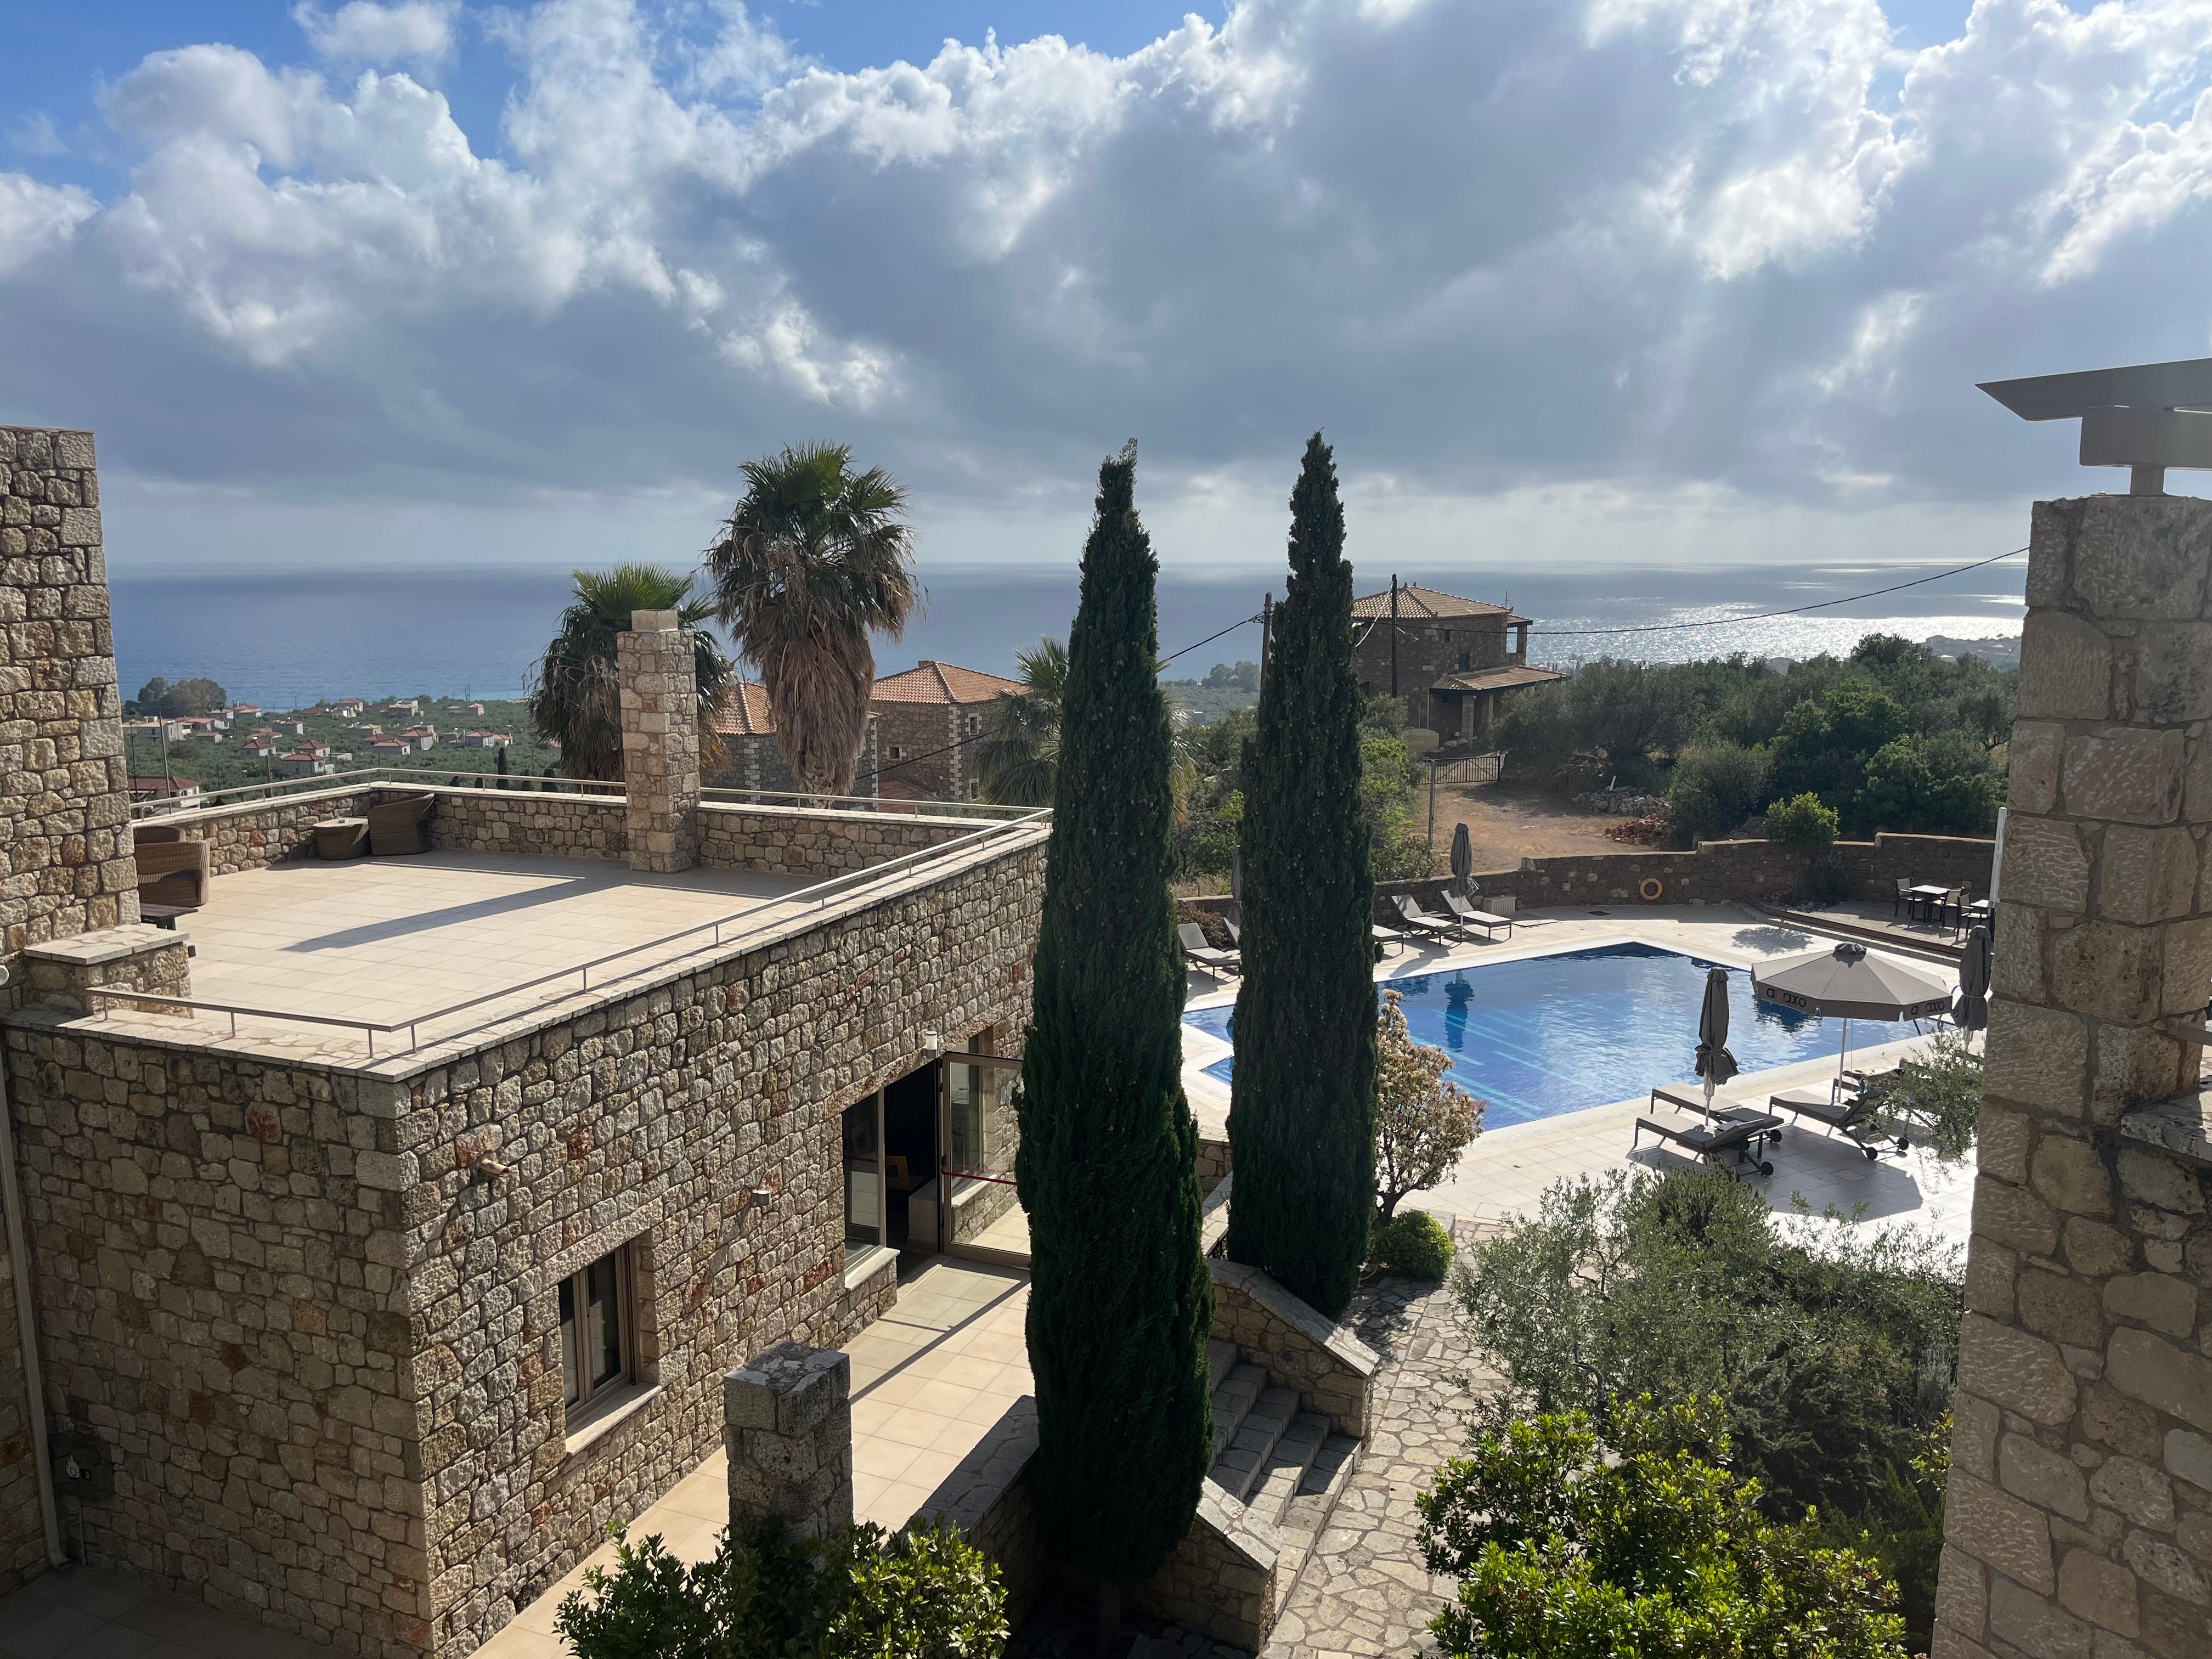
(1495, 635, 2017, 843)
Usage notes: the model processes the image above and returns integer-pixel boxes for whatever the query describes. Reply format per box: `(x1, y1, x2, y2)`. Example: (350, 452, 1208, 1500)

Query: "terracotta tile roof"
(1351, 584, 1515, 622)
(870, 661, 1024, 706)
(709, 681, 777, 737)
(1432, 663, 1566, 693)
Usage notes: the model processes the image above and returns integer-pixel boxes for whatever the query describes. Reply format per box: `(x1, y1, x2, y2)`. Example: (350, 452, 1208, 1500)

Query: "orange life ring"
(1640, 877, 1665, 901)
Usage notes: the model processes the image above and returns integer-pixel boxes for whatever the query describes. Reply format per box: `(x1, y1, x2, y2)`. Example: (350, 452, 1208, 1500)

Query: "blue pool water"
(1183, 942, 1931, 1129)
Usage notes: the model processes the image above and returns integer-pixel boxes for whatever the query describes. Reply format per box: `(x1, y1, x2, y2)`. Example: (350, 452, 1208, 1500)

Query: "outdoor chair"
(1939, 886, 1965, 933)
(1892, 878, 1913, 919)
(1392, 894, 1459, 941)
(1442, 890, 1514, 941)
(1770, 1075, 1907, 1160)
(367, 792, 436, 856)
(134, 837, 208, 928)
(1178, 923, 1240, 977)
(1632, 1109, 1781, 1178)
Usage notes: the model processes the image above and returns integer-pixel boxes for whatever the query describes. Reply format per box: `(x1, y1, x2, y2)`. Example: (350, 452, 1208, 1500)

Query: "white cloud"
(294, 2, 460, 67)
(0, 173, 95, 276)
(5, 0, 2212, 569)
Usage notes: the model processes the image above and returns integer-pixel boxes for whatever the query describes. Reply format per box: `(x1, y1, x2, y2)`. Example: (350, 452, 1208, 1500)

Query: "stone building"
(1929, 493, 2212, 1659)
(0, 426, 1048, 1659)
(868, 660, 1023, 801)
(704, 679, 879, 799)
(1350, 582, 1562, 743)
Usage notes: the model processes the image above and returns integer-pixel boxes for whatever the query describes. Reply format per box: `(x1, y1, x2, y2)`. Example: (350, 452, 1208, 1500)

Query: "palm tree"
(527, 565, 732, 782)
(976, 637, 1067, 806)
(704, 442, 918, 797)
(980, 635, 1198, 814)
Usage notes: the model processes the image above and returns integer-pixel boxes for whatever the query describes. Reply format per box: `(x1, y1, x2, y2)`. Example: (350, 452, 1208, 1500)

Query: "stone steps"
(1210, 1362, 1267, 1462)
(1271, 1432, 1361, 1613)
(1209, 1384, 1300, 1501)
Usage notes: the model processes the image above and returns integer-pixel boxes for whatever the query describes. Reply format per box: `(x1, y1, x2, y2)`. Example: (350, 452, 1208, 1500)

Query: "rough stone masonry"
(618, 608, 701, 873)
(0, 426, 138, 998)
(1931, 494, 2212, 1659)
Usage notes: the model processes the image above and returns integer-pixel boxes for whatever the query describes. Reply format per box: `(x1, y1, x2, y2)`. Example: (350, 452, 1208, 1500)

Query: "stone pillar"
(724, 1341, 853, 1540)
(617, 609, 699, 873)
(0, 426, 138, 1000)
(1932, 494, 2212, 1659)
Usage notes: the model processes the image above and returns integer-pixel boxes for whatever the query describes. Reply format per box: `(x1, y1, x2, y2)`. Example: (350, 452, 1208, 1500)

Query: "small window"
(559, 1247, 635, 1419)
(1458, 651, 1471, 672)
(962, 713, 983, 736)
(887, 745, 904, 761)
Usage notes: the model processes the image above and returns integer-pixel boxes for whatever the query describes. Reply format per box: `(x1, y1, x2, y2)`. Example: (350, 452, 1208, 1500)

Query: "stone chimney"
(1931, 495, 2212, 1659)
(617, 609, 700, 873)
(0, 426, 138, 1001)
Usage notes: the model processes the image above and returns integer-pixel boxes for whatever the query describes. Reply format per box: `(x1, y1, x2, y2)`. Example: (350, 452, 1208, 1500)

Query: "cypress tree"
(1224, 433, 1376, 1319)
(1015, 444, 1212, 1608)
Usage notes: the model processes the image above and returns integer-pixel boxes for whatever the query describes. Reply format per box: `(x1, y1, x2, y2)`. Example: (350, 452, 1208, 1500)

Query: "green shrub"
(1866, 1031, 1982, 1165)
(1451, 1169, 1962, 1647)
(1418, 1396, 1908, 1658)
(555, 1518, 1008, 1659)
(1667, 740, 1771, 843)
(1798, 851, 1853, 906)
(1765, 791, 1840, 845)
(1369, 1209, 1454, 1279)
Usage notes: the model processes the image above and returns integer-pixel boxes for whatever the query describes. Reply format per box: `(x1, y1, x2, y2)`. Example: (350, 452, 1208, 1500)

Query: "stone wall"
(871, 701, 962, 800)
(0, 1040, 427, 1653)
(0, 426, 138, 997)
(420, 787, 628, 860)
(916, 1396, 1046, 1628)
(697, 803, 997, 879)
(0, 830, 1044, 1659)
(1210, 1260, 1377, 1440)
(1929, 494, 2212, 1659)
(1127, 1481, 1280, 1650)
(0, 1200, 44, 1598)
(617, 613, 700, 874)
(21, 925, 190, 1014)
(146, 785, 383, 875)
(1361, 829, 1995, 914)
(399, 834, 1043, 1658)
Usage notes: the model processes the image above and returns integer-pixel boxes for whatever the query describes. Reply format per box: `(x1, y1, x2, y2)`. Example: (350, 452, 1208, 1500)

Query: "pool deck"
(1182, 901, 1975, 1250)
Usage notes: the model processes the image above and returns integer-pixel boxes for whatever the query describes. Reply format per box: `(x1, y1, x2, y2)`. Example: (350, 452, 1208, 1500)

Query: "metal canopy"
(1979, 356, 2212, 493)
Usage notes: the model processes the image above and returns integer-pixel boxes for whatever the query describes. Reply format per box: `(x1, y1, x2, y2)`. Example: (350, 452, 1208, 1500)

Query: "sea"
(111, 560, 2026, 710)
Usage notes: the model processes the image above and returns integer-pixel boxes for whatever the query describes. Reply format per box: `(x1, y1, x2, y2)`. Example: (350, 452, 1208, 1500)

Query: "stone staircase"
(1203, 1338, 1360, 1615)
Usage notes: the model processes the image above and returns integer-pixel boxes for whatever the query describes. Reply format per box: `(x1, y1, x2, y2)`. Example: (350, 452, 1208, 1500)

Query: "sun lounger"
(1371, 923, 1407, 957)
(1392, 894, 1458, 941)
(1632, 1109, 1781, 1178)
(1178, 923, 1240, 976)
(1649, 1084, 1736, 1121)
(1770, 1078, 1907, 1160)
(1442, 891, 1513, 941)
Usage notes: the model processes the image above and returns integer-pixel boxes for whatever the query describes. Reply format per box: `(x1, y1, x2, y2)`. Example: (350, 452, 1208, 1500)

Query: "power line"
(1527, 546, 2028, 638)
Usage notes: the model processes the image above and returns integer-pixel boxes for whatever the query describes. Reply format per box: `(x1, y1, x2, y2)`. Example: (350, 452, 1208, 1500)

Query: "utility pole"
(1388, 574, 1400, 701)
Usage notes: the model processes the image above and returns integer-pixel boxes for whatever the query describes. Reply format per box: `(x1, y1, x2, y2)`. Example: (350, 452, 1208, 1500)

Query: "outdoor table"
(1907, 883, 1949, 923)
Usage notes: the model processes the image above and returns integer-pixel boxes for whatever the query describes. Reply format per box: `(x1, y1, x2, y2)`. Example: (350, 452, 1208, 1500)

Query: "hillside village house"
(708, 680, 881, 799)
(1351, 582, 1563, 745)
(0, 425, 1048, 1659)
(868, 661, 1024, 801)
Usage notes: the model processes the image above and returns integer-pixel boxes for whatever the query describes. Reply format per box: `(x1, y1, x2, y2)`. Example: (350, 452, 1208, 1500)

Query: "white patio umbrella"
(1752, 941, 1953, 1084)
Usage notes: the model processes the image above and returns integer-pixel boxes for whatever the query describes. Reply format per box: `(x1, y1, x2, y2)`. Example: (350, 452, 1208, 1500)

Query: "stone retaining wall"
(0, 1220, 41, 1599)
(0, 834, 1045, 1659)
(697, 803, 996, 879)
(1128, 1481, 1279, 1650)
(1210, 1259, 1378, 1440)
(1344, 829, 1996, 915)
(917, 1396, 1047, 1629)
(421, 787, 628, 860)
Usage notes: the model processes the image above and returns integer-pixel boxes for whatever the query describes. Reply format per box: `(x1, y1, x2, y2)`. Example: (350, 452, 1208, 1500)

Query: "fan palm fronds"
(705, 442, 918, 797)
(527, 565, 731, 782)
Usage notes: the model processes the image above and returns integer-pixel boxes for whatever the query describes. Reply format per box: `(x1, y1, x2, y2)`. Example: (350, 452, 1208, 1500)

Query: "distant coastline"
(113, 561, 2025, 711)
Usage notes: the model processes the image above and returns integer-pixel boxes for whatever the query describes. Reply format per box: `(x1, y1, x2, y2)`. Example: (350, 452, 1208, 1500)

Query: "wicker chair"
(367, 793, 436, 856)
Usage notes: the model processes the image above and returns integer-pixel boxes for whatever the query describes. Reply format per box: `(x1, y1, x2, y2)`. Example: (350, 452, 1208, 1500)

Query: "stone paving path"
(1261, 1259, 1485, 1659)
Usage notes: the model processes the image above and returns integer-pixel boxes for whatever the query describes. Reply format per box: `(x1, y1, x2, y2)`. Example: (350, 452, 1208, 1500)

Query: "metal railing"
(129, 768, 1031, 822)
(87, 809, 1049, 1056)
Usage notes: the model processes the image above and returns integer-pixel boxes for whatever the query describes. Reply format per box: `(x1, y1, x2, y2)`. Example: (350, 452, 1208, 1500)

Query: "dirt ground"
(1420, 781, 1627, 870)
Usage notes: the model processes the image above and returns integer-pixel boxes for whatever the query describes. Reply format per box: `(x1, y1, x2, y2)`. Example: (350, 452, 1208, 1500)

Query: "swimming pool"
(1182, 941, 1934, 1128)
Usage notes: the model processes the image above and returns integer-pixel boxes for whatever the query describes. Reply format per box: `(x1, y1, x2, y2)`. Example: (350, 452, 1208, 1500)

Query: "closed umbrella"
(1753, 941, 1953, 1085)
(1229, 845, 1244, 932)
(1449, 821, 1472, 897)
(1695, 966, 1739, 1113)
(1956, 926, 1991, 1049)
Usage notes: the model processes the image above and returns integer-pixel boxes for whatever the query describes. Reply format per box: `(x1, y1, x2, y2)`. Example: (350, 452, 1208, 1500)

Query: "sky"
(2, 0, 2204, 579)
